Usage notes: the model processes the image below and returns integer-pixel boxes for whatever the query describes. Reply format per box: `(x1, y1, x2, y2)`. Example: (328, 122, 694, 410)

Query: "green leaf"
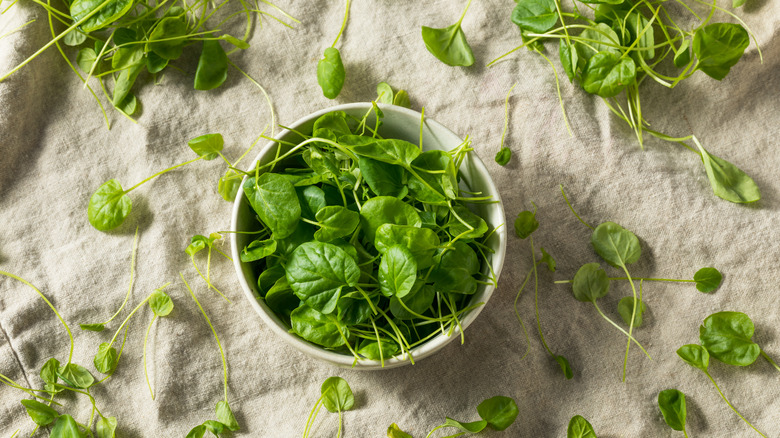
(477, 396, 519, 431)
(218, 169, 241, 202)
(351, 138, 421, 168)
(185, 425, 206, 438)
(699, 311, 761, 366)
(390, 284, 435, 320)
(21, 399, 59, 426)
(88, 179, 131, 231)
(96, 416, 118, 438)
(377, 82, 394, 104)
(40, 358, 60, 385)
(378, 245, 417, 298)
(540, 247, 556, 272)
(571, 263, 610, 302)
(442, 417, 487, 433)
(112, 61, 144, 107)
(149, 288, 174, 317)
(511, 0, 558, 34)
(243, 173, 301, 239)
(393, 90, 411, 108)
(358, 337, 400, 360)
(582, 52, 636, 98)
(70, 0, 133, 33)
(317, 47, 345, 99)
(674, 39, 691, 68)
(202, 420, 224, 435)
(80, 323, 105, 332)
(147, 17, 187, 59)
(514, 209, 539, 239)
(447, 204, 488, 240)
(321, 376, 355, 412)
(216, 400, 240, 431)
(559, 39, 579, 82)
(63, 30, 87, 46)
(221, 34, 250, 49)
(555, 355, 574, 379)
(359, 196, 422, 242)
(146, 51, 169, 74)
(387, 423, 413, 438)
(617, 297, 646, 327)
(116, 93, 137, 116)
(407, 150, 458, 203)
(693, 23, 749, 80)
(265, 277, 298, 317)
(51, 414, 83, 438)
(495, 147, 511, 166)
(430, 242, 480, 295)
(240, 238, 277, 262)
(576, 23, 621, 63)
(677, 344, 710, 371)
(111, 46, 142, 70)
(694, 267, 722, 293)
(76, 48, 97, 73)
(358, 157, 407, 197)
(732, 0, 746, 6)
(94, 342, 118, 374)
(624, 11, 655, 61)
(286, 242, 360, 314)
(58, 363, 95, 389)
(422, 22, 474, 67)
(291, 305, 347, 347)
(567, 415, 597, 438)
(375, 224, 440, 269)
(693, 140, 760, 203)
(315, 206, 360, 242)
(658, 389, 687, 432)
(195, 38, 228, 91)
(187, 133, 224, 160)
(590, 221, 641, 268)
(112, 27, 136, 46)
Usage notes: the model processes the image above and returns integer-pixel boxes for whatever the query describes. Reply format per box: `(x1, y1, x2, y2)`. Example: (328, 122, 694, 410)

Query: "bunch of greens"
(422, 0, 475, 67)
(0, 0, 296, 125)
(302, 377, 354, 438)
(677, 311, 779, 436)
(491, 0, 761, 204)
(557, 185, 721, 381)
(235, 108, 498, 366)
(512, 203, 573, 379)
(317, 0, 350, 99)
(388, 395, 519, 437)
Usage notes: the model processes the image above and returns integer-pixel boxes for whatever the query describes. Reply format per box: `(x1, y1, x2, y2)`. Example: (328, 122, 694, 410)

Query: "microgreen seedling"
(421, 0, 475, 66)
(318, 0, 350, 99)
(424, 395, 519, 437)
(658, 389, 688, 436)
(303, 376, 355, 438)
(186, 232, 233, 302)
(143, 286, 174, 399)
(677, 344, 766, 437)
(495, 83, 517, 166)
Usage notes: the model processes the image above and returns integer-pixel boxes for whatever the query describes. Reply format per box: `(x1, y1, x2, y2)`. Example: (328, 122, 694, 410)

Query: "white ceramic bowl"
(230, 103, 507, 369)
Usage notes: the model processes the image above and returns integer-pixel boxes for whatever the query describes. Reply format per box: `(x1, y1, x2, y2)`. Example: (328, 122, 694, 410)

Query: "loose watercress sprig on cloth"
(422, 0, 475, 67)
(236, 108, 498, 366)
(494, 83, 518, 166)
(0, 0, 296, 125)
(186, 232, 233, 302)
(658, 389, 689, 436)
(387, 395, 518, 437)
(677, 344, 767, 437)
(490, 0, 762, 204)
(512, 204, 573, 379)
(317, 0, 351, 99)
(302, 377, 355, 438)
(699, 311, 780, 372)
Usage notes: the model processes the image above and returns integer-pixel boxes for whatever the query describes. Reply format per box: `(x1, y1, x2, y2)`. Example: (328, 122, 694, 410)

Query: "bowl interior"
(231, 103, 507, 369)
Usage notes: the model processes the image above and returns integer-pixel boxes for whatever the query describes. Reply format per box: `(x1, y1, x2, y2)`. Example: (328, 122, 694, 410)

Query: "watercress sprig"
(317, 0, 350, 99)
(186, 232, 233, 302)
(302, 377, 355, 438)
(495, 83, 518, 166)
(658, 389, 688, 436)
(422, 0, 475, 66)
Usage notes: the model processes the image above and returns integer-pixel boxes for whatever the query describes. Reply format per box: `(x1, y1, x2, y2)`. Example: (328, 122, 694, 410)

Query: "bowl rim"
(230, 102, 507, 369)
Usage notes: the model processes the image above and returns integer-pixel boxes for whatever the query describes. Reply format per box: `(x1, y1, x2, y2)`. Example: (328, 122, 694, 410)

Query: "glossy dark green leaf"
(21, 399, 59, 426)
(378, 245, 417, 298)
(407, 150, 458, 203)
(674, 39, 691, 68)
(582, 52, 636, 98)
(658, 389, 687, 431)
(70, 0, 133, 33)
(240, 238, 277, 262)
(447, 204, 488, 240)
(146, 51, 169, 74)
(112, 61, 144, 106)
(477, 396, 519, 431)
(511, 0, 558, 33)
(358, 157, 406, 197)
(624, 12, 655, 61)
(390, 283, 435, 319)
(422, 22, 474, 67)
(567, 415, 597, 438)
(699, 311, 760, 366)
(375, 224, 439, 269)
(315, 206, 360, 242)
(694, 142, 760, 203)
(514, 209, 539, 239)
(677, 344, 709, 371)
(694, 267, 722, 293)
(572, 263, 610, 302)
(495, 147, 511, 166)
(290, 305, 347, 348)
(195, 38, 228, 90)
(556, 355, 574, 379)
(317, 47, 345, 99)
(352, 138, 421, 168)
(40, 358, 60, 385)
(115, 93, 137, 116)
(147, 17, 187, 60)
(693, 23, 749, 80)
(590, 221, 641, 268)
(359, 196, 422, 242)
(286, 241, 360, 314)
(243, 173, 301, 239)
(617, 296, 646, 327)
(576, 23, 621, 63)
(51, 414, 83, 438)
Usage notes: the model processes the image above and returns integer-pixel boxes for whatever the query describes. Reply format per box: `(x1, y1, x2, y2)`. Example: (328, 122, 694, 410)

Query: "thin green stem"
(760, 350, 780, 373)
(89, 227, 139, 326)
(457, 0, 473, 26)
(0, 272, 74, 364)
(513, 268, 534, 360)
(531, 236, 554, 357)
(559, 185, 593, 230)
(143, 314, 158, 400)
(592, 301, 651, 359)
(621, 264, 639, 382)
(125, 156, 205, 193)
(331, 0, 351, 48)
(705, 372, 766, 437)
(181, 273, 229, 403)
(498, 82, 518, 154)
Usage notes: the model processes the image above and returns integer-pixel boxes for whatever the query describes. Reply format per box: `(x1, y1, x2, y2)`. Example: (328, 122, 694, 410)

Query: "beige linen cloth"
(1, 1, 780, 436)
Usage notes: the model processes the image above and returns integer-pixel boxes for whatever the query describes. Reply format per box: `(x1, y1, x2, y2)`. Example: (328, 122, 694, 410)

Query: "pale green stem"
(125, 156, 205, 193)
